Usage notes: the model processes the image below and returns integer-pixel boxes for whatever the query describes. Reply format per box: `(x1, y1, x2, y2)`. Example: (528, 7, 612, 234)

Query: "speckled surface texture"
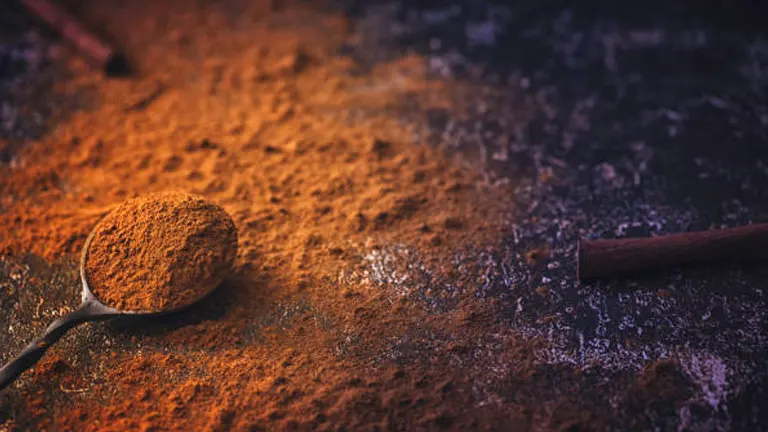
(2, 0, 768, 430)
(348, 1, 768, 428)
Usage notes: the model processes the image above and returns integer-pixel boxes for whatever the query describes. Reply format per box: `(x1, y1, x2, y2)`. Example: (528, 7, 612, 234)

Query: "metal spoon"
(0, 226, 223, 391)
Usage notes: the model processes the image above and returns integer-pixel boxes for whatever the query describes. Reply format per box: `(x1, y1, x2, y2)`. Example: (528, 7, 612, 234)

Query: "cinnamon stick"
(20, 0, 130, 76)
(577, 223, 768, 280)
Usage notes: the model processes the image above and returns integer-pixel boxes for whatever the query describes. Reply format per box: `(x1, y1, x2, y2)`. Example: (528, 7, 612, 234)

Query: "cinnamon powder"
(0, 2, 528, 428)
(0, 1, 692, 430)
(85, 191, 238, 312)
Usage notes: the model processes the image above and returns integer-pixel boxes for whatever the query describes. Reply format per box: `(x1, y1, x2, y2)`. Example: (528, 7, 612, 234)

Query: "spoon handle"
(0, 301, 112, 391)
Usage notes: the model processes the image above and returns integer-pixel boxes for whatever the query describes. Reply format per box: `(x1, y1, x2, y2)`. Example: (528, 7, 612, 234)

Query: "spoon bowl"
(78, 221, 219, 316)
(0, 197, 233, 391)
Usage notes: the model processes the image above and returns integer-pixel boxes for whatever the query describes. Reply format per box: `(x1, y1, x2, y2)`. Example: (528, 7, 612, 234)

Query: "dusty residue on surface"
(1, 0, 768, 430)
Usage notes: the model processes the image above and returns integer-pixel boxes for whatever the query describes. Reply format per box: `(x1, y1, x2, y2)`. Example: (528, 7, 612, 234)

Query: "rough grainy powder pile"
(85, 191, 238, 312)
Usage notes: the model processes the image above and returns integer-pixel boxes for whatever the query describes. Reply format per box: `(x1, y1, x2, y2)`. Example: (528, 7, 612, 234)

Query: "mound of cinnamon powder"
(85, 191, 238, 312)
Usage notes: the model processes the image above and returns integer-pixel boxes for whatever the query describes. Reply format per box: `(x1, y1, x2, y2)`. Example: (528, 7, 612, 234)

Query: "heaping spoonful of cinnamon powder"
(85, 191, 238, 312)
(0, 191, 238, 392)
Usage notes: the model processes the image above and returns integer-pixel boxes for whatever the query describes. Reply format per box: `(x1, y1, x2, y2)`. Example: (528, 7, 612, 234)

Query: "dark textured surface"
(347, 1, 768, 429)
(2, 0, 768, 429)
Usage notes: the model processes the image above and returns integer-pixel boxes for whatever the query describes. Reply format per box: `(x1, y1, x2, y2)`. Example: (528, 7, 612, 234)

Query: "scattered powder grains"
(0, 0, 697, 430)
(85, 191, 238, 312)
(0, 2, 538, 429)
